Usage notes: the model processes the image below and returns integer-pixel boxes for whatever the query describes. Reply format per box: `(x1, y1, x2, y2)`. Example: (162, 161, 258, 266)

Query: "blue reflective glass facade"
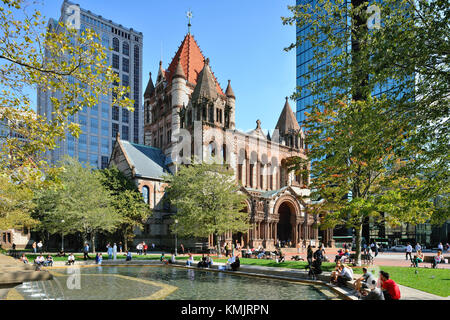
(295, 0, 414, 127)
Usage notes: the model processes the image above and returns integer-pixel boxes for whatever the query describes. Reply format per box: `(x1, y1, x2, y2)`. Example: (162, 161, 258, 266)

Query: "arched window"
(122, 42, 129, 56)
(208, 142, 216, 157)
(112, 38, 119, 52)
(142, 186, 149, 204)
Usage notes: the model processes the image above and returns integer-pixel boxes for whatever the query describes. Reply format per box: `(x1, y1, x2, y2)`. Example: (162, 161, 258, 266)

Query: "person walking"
(119, 242, 123, 253)
(374, 241, 379, 257)
(32, 241, 37, 254)
(113, 243, 117, 260)
(83, 243, 90, 260)
(415, 242, 421, 252)
(405, 243, 413, 261)
(437, 242, 444, 252)
(143, 242, 148, 255)
(180, 243, 185, 256)
(307, 245, 313, 270)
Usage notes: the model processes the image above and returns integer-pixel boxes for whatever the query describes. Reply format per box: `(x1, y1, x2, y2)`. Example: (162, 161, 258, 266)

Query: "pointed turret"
(156, 60, 166, 83)
(144, 72, 155, 99)
(225, 80, 235, 99)
(191, 58, 218, 103)
(275, 97, 300, 134)
(173, 59, 186, 80)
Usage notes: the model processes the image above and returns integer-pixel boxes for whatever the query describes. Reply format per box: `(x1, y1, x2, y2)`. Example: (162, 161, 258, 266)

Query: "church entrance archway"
(277, 202, 293, 246)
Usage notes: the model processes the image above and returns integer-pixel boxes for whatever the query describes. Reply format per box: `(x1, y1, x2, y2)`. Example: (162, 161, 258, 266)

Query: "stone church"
(109, 31, 335, 251)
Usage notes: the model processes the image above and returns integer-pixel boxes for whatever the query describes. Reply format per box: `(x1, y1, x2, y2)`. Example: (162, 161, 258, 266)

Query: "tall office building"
(37, 0, 143, 169)
(295, 0, 413, 127)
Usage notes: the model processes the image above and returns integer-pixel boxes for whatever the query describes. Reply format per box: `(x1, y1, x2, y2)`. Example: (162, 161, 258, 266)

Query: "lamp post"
(61, 219, 65, 252)
(174, 219, 178, 256)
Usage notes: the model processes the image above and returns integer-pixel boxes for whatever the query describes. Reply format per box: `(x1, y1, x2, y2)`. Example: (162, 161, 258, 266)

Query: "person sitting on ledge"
(19, 253, 29, 264)
(330, 260, 342, 283)
(412, 250, 424, 267)
(205, 254, 213, 268)
(197, 254, 208, 268)
(432, 250, 444, 268)
(169, 253, 176, 264)
(159, 252, 168, 264)
(45, 255, 53, 267)
(56, 250, 66, 257)
(186, 253, 194, 266)
(334, 264, 354, 287)
(67, 253, 75, 265)
(245, 247, 252, 258)
(230, 255, 240, 271)
(126, 251, 132, 262)
(35, 254, 45, 267)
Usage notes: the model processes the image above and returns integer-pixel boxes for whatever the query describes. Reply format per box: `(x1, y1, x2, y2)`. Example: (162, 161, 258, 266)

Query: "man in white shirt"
(336, 264, 353, 287)
(37, 241, 43, 253)
(406, 243, 413, 261)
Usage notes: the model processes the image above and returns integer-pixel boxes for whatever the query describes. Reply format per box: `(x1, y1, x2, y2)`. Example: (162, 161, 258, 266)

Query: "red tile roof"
(166, 34, 224, 96)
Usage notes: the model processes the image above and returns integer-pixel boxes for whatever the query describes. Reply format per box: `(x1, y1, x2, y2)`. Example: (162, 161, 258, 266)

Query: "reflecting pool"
(13, 265, 340, 300)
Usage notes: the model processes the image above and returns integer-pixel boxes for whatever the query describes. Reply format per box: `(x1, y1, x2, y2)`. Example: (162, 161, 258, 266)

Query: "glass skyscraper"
(295, 0, 414, 127)
(37, 0, 143, 169)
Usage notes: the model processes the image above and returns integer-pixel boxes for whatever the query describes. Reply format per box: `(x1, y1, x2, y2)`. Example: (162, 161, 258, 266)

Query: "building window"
(112, 123, 119, 138)
(122, 125, 129, 141)
(113, 37, 119, 52)
(101, 102, 109, 119)
(90, 135, 98, 153)
(101, 156, 109, 169)
(90, 118, 98, 135)
(90, 154, 98, 167)
(123, 42, 129, 56)
(101, 120, 109, 137)
(142, 186, 149, 204)
(101, 140, 109, 154)
(122, 74, 129, 88)
(78, 134, 87, 151)
(122, 57, 129, 73)
(112, 106, 119, 121)
(122, 109, 129, 123)
(112, 54, 119, 69)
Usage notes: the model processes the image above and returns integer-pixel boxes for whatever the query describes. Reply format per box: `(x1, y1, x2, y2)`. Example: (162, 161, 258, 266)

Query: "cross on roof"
(186, 10, 193, 34)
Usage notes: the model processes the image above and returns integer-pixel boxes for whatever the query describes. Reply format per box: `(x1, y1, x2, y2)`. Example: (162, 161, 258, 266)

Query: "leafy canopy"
(163, 163, 249, 240)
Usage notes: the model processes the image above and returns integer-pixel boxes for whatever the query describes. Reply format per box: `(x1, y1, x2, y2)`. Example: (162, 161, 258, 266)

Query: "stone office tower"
(113, 31, 336, 249)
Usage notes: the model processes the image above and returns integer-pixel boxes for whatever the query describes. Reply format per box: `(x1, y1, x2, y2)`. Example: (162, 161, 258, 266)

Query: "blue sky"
(36, 0, 296, 132)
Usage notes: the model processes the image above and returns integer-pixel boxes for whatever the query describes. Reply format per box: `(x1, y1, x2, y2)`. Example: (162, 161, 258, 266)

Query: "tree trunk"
(355, 225, 363, 266)
(90, 232, 96, 254)
(124, 232, 128, 252)
(214, 232, 220, 257)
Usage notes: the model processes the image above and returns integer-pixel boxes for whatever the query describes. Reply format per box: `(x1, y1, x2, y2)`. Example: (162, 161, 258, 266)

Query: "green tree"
(0, 174, 37, 230)
(0, 0, 133, 229)
(163, 163, 249, 252)
(286, 97, 435, 265)
(99, 166, 151, 251)
(34, 157, 122, 252)
(283, 0, 449, 208)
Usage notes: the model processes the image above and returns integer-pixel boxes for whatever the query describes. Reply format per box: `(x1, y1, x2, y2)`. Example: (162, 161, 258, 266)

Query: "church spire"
(186, 10, 193, 34)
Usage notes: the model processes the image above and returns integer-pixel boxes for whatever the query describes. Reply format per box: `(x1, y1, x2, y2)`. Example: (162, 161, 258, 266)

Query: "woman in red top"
(379, 271, 401, 300)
